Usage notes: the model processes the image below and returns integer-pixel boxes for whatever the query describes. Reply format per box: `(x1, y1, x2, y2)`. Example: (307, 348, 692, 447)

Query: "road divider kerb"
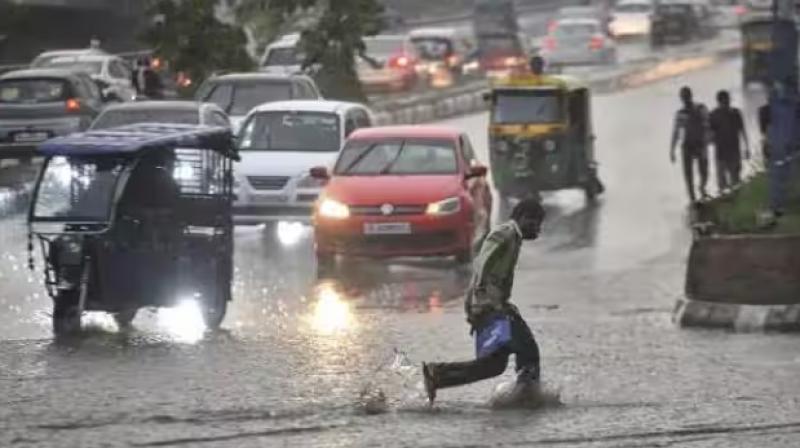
(674, 298, 800, 332)
(373, 41, 742, 126)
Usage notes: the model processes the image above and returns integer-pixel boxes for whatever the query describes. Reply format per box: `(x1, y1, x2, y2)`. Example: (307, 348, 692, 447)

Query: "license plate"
(253, 195, 287, 204)
(13, 131, 49, 143)
(364, 222, 411, 235)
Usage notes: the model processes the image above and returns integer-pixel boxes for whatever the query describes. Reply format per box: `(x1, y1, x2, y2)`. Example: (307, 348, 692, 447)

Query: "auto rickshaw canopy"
(37, 123, 238, 159)
(488, 72, 586, 92)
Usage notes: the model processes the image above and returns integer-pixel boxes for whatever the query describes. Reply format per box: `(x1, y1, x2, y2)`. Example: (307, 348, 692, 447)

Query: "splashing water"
(356, 349, 427, 414)
(488, 380, 562, 410)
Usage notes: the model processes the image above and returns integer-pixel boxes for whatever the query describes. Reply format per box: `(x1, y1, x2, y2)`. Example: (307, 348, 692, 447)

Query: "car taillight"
(547, 20, 558, 33)
(447, 55, 459, 67)
(390, 55, 410, 68)
(734, 5, 747, 15)
(544, 37, 557, 51)
(65, 98, 81, 113)
(590, 35, 605, 50)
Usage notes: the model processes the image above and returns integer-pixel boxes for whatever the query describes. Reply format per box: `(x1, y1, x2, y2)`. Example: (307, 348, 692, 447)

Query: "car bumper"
(610, 21, 651, 37)
(546, 50, 612, 66)
(314, 213, 472, 258)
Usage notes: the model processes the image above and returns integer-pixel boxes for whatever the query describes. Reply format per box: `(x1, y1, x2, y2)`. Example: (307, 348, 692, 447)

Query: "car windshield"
(206, 82, 292, 116)
(33, 156, 127, 222)
(335, 139, 457, 175)
(658, 4, 691, 14)
(265, 47, 303, 67)
(411, 37, 454, 60)
(554, 23, 598, 39)
(0, 78, 70, 104)
(478, 36, 521, 54)
(43, 60, 104, 75)
(238, 111, 340, 152)
(616, 3, 652, 13)
(91, 109, 200, 130)
(364, 38, 405, 57)
(493, 90, 563, 124)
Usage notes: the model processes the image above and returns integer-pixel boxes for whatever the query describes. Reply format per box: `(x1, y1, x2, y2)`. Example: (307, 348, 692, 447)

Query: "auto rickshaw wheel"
(113, 309, 138, 329)
(52, 290, 81, 336)
(203, 261, 232, 330)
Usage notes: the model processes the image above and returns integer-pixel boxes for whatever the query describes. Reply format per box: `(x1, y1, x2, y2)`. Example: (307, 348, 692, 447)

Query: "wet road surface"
(2, 58, 800, 447)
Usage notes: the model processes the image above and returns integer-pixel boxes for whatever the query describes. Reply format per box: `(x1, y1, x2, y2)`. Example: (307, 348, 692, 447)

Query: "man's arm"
(670, 111, 681, 163)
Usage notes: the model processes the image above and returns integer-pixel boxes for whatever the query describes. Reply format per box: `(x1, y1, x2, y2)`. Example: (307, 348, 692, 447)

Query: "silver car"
(541, 18, 618, 67)
(90, 101, 230, 130)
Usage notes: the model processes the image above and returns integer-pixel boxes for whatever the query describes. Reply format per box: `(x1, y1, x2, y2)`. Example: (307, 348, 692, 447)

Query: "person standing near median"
(671, 86, 711, 203)
(709, 90, 750, 193)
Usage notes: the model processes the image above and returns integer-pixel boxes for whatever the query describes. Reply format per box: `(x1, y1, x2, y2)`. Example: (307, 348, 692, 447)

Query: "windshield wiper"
(341, 142, 380, 174)
(378, 140, 407, 174)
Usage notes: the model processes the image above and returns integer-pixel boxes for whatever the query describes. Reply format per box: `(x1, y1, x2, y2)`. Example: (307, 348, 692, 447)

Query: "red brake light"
(447, 55, 459, 67)
(590, 35, 604, 50)
(547, 20, 558, 33)
(544, 37, 557, 51)
(65, 98, 81, 113)
(734, 5, 747, 15)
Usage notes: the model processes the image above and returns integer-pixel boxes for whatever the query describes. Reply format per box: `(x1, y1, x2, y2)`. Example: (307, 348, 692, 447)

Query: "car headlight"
(426, 197, 461, 216)
(318, 198, 350, 219)
(544, 139, 557, 152)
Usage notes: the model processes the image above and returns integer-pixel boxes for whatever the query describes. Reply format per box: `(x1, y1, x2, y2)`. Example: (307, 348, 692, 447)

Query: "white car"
(610, 0, 654, 38)
(40, 54, 137, 102)
(233, 100, 374, 225)
(260, 33, 304, 74)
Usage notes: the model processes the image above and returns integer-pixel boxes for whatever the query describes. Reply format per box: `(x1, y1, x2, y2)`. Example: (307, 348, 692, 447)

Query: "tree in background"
(142, 0, 253, 96)
(239, 0, 384, 102)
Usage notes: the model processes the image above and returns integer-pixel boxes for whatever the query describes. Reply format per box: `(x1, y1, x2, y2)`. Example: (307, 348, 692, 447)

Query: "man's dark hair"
(511, 198, 545, 224)
(717, 90, 730, 104)
(530, 56, 545, 75)
(680, 86, 692, 100)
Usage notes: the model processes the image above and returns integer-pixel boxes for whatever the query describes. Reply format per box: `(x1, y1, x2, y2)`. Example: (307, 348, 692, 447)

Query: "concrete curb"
(673, 298, 800, 332)
(372, 42, 741, 126)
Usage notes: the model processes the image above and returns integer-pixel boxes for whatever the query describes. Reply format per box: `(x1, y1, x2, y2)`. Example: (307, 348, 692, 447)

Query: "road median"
(372, 39, 741, 126)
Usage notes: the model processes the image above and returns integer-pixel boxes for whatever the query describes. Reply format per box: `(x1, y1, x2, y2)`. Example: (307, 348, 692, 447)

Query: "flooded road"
(2, 59, 800, 447)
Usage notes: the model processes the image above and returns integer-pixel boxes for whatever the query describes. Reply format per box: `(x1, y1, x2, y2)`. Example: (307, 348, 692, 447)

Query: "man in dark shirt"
(709, 90, 750, 192)
(670, 86, 710, 202)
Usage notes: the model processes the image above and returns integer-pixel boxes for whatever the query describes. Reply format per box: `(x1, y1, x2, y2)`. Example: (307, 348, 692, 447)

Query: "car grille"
(247, 176, 289, 190)
(350, 205, 426, 216)
(296, 193, 319, 203)
(328, 231, 457, 253)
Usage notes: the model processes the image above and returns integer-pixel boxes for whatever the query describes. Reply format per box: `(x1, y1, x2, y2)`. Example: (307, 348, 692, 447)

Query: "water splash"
(355, 349, 426, 415)
(488, 380, 562, 410)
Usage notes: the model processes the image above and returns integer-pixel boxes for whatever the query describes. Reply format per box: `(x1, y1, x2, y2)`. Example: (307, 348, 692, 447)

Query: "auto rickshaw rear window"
(0, 78, 72, 104)
(492, 90, 563, 124)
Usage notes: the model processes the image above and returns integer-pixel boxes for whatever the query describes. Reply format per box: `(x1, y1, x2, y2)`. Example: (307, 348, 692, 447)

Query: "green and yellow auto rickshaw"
(485, 72, 604, 206)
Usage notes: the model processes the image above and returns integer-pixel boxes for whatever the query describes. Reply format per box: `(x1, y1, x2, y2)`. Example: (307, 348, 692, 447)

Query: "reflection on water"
(156, 299, 207, 344)
(307, 282, 354, 335)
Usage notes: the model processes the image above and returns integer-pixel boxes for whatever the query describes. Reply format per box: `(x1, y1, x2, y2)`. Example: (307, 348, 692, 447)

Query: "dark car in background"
(358, 35, 420, 94)
(0, 68, 102, 160)
(195, 72, 322, 133)
(90, 101, 230, 130)
(651, 0, 717, 47)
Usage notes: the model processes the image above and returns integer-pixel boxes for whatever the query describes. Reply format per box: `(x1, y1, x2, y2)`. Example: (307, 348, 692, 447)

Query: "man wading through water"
(422, 199, 544, 404)
(671, 86, 710, 203)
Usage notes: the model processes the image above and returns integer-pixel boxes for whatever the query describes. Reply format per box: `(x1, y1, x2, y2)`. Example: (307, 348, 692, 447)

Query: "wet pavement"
(2, 59, 800, 447)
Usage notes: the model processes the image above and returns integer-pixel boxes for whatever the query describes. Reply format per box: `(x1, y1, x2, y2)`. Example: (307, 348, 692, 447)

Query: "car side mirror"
(466, 164, 488, 179)
(310, 166, 330, 180)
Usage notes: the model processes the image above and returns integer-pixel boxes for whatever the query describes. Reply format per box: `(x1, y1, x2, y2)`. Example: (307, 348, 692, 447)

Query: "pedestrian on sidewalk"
(709, 90, 750, 193)
(671, 86, 711, 203)
(421, 199, 544, 404)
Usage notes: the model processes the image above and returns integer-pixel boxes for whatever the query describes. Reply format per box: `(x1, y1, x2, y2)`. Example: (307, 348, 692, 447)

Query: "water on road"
(2, 59, 799, 447)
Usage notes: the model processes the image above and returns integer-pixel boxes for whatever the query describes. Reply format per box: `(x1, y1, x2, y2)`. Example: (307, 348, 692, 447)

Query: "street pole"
(767, 0, 798, 213)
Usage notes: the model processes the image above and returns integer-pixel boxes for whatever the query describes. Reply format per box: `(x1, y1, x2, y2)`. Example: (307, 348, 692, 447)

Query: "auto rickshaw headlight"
(494, 140, 510, 153)
(426, 197, 461, 216)
(318, 199, 350, 219)
(544, 139, 557, 153)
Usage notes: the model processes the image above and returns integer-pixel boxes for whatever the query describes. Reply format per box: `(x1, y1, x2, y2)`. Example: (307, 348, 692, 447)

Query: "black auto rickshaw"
(485, 72, 604, 207)
(740, 15, 774, 86)
(28, 124, 238, 335)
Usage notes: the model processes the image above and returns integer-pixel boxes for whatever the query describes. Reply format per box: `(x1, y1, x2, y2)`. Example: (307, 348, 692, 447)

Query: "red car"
(310, 126, 492, 269)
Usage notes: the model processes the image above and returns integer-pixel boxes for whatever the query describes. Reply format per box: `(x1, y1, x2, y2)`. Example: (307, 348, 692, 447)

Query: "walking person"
(709, 90, 750, 193)
(670, 86, 711, 203)
(421, 199, 544, 404)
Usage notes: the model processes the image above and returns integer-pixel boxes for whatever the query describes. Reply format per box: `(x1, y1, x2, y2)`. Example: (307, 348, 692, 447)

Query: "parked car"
(37, 54, 137, 102)
(0, 69, 103, 160)
(542, 19, 618, 67)
(195, 73, 322, 133)
(609, 0, 655, 38)
(260, 33, 305, 74)
(310, 126, 492, 270)
(233, 100, 374, 227)
(358, 35, 420, 94)
(29, 48, 107, 68)
(90, 101, 229, 130)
